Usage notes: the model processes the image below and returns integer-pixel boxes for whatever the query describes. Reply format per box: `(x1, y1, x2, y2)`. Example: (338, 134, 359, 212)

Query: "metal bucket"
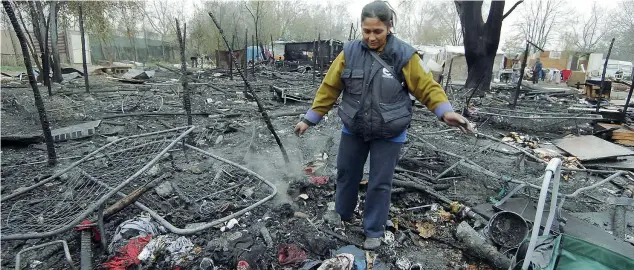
(488, 211, 529, 249)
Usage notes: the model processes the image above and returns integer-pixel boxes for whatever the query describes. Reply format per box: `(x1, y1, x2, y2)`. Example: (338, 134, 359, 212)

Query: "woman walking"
(295, 1, 472, 250)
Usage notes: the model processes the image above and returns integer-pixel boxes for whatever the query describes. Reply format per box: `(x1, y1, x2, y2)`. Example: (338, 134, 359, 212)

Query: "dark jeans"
(335, 132, 403, 238)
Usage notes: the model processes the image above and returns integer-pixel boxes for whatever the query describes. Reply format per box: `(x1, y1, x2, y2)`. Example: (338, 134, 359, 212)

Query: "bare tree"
(563, 2, 609, 53)
(29, 1, 53, 95)
(13, 2, 42, 72)
(78, 3, 89, 93)
(430, 2, 463, 46)
(117, 6, 140, 62)
(49, 1, 62, 83)
(514, 0, 567, 50)
(3, 0, 57, 165)
(611, 0, 634, 61)
(142, 0, 177, 61)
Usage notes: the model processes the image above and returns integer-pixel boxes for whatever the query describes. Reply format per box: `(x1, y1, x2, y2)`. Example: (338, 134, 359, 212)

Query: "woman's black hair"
(361, 1, 397, 30)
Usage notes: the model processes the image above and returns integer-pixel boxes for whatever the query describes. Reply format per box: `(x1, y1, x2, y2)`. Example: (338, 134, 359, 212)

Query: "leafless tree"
(13, 2, 42, 72)
(142, 0, 178, 61)
(514, 0, 567, 50)
(49, 1, 62, 83)
(566, 2, 609, 53)
(611, 0, 634, 61)
(431, 2, 463, 46)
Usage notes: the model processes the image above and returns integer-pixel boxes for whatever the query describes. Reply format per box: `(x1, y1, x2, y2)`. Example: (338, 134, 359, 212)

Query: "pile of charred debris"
(1, 60, 634, 270)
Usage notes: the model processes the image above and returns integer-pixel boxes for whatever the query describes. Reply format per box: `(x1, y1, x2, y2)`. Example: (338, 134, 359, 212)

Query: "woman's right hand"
(294, 121, 310, 136)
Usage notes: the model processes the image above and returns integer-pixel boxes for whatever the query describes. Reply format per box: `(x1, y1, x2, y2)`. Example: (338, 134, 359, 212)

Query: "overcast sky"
(181, 0, 622, 50)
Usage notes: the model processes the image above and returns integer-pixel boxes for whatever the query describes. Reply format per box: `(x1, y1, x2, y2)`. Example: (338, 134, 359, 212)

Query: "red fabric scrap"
(74, 220, 102, 242)
(310, 176, 329, 185)
(102, 235, 152, 270)
(278, 244, 307, 266)
(237, 260, 250, 270)
(561, 70, 572, 82)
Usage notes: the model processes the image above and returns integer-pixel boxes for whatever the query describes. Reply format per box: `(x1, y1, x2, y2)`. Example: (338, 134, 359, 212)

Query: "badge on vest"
(381, 68, 394, 79)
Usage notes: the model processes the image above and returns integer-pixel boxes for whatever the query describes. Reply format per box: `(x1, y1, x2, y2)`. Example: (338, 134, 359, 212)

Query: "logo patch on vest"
(381, 68, 394, 79)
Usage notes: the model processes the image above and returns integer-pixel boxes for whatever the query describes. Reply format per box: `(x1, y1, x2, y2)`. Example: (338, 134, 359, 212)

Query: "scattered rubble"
(3, 60, 634, 269)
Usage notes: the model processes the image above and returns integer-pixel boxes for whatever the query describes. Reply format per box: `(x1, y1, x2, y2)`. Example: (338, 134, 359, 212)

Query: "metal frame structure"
(1, 126, 195, 241)
(85, 143, 278, 235)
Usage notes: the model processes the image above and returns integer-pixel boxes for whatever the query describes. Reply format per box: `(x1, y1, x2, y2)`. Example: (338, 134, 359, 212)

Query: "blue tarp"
(246, 46, 263, 62)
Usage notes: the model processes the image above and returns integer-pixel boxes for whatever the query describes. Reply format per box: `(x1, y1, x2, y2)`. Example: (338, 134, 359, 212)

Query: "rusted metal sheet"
(553, 135, 634, 161)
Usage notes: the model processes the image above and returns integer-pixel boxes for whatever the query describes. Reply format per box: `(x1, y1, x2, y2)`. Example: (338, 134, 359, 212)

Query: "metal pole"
(445, 58, 454, 90)
(621, 67, 634, 122)
(312, 39, 317, 85)
(513, 41, 530, 108)
(317, 33, 321, 76)
(229, 35, 234, 80)
(270, 34, 274, 65)
(244, 29, 248, 80)
(597, 37, 615, 113)
(348, 23, 354, 41)
(327, 39, 332, 71)
(251, 34, 255, 78)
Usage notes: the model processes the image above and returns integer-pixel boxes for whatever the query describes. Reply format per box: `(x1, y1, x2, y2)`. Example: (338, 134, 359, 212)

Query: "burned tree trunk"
(78, 4, 89, 93)
(455, 1, 505, 94)
(3, 0, 57, 165)
(49, 1, 62, 83)
(175, 19, 192, 127)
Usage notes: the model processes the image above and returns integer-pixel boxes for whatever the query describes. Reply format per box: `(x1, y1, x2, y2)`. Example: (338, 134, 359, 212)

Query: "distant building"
(414, 45, 443, 66)
(283, 39, 343, 68)
(435, 45, 505, 83)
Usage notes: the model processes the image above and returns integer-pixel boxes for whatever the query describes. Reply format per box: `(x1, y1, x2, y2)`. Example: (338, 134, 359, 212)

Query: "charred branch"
(502, 0, 523, 20)
(208, 11, 290, 164)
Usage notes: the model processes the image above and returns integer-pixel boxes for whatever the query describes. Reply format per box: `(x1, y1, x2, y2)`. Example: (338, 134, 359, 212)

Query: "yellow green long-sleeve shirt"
(304, 49, 453, 125)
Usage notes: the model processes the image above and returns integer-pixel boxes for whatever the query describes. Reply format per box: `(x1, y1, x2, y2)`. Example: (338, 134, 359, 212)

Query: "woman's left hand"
(442, 112, 474, 133)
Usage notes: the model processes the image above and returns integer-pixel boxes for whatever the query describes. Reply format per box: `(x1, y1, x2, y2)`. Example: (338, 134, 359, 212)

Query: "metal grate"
(116, 143, 278, 234)
(1, 126, 195, 240)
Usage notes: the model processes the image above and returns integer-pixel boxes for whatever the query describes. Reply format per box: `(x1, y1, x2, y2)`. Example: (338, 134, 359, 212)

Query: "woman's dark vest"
(338, 35, 417, 141)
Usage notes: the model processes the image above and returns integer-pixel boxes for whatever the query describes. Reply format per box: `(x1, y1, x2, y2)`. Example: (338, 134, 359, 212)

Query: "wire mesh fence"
(474, 106, 602, 133)
(1, 126, 194, 239)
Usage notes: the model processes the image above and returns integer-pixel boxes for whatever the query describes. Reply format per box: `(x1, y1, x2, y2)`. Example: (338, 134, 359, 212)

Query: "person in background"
(533, 58, 543, 84)
(294, 0, 472, 250)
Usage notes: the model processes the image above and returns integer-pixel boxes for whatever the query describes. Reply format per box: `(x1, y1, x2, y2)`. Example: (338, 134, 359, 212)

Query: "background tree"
(611, 0, 634, 62)
(562, 1, 609, 53)
(12, 2, 42, 72)
(429, 2, 463, 46)
(142, 0, 179, 61)
(513, 0, 567, 51)
(61, 1, 142, 63)
(29, 0, 52, 95)
(48, 1, 62, 83)
(395, 0, 462, 46)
